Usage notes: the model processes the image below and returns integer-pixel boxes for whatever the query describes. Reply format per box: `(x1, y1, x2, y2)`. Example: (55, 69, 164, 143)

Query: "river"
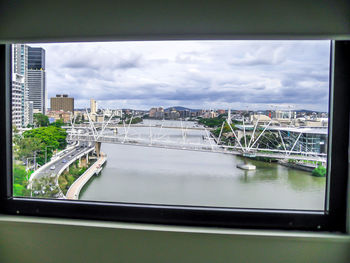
(79, 120, 326, 210)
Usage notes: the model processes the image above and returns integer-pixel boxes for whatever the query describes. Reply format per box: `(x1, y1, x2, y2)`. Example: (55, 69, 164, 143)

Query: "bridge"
(65, 111, 327, 164)
(63, 123, 209, 131)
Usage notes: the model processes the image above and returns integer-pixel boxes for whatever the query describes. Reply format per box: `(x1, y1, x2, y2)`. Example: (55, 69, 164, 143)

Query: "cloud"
(62, 53, 143, 70)
(29, 40, 330, 111)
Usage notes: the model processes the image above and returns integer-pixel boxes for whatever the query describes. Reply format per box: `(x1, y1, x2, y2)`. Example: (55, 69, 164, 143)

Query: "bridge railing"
(68, 134, 327, 162)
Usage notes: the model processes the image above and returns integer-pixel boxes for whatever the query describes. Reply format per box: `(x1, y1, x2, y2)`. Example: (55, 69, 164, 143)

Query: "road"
(30, 142, 94, 197)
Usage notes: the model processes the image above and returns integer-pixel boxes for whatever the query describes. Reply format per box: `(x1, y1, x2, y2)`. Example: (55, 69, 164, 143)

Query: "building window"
(0, 41, 348, 231)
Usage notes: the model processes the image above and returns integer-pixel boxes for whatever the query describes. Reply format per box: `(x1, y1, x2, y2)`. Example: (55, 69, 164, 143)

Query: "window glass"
(11, 41, 330, 210)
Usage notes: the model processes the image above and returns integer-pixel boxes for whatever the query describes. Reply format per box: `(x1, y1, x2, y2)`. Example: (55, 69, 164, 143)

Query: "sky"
(30, 40, 331, 112)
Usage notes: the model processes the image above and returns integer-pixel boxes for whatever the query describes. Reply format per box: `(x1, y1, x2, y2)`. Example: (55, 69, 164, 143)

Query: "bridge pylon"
(95, 142, 101, 157)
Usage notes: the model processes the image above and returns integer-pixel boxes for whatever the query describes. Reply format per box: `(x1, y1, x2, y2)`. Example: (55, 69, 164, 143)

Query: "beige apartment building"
(50, 94, 74, 113)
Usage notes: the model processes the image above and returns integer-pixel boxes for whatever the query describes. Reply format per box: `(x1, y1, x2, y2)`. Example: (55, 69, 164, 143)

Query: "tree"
(131, 117, 142, 124)
(21, 126, 68, 165)
(198, 117, 225, 127)
(24, 126, 67, 150)
(212, 123, 236, 137)
(312, 165, 326, 177)
(240, 135, 251, 148)
(34, 113, 49, 127)
(50, 119, 65, 127)
(256, 132, 280, 149)
(13, 164, 31, 197)
(12, 125, 19, 134)
(16, 137, 44, 160)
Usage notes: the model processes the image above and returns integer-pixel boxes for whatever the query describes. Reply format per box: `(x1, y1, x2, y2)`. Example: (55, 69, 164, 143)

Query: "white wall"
(0, 1, 349, 262)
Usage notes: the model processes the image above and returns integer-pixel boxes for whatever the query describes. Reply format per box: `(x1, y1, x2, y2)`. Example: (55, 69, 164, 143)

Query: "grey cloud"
(33, 40, 330, 111)
(62, 52, 143, 71)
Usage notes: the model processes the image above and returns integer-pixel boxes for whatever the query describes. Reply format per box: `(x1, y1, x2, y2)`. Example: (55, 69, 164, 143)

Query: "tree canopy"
(21, 126, 68, 165)
(34, 113, 49, 127)
(240, 135, 252, 147)
(13, 164, 31, 197)
(312, 165, 326, 177)
(198, 117, 225, 128)
(50, 119, 65, 127)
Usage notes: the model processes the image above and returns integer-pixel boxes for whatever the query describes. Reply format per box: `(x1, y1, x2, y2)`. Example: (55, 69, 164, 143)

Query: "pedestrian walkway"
(66, 153, 107, 200)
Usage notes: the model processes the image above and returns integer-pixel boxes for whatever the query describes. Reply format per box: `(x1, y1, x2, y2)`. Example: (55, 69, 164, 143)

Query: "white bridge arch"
(65, 110, 327, 164)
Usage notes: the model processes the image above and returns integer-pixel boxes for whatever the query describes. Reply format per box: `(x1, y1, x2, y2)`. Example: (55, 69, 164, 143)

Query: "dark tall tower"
(28, 47, 45, 69)
(28, 47, 46, 114)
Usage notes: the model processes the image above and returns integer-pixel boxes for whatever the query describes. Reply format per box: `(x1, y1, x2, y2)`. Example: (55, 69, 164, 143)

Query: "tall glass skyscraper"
(28, 47, 46, 114)
(28, 47, 45, 69)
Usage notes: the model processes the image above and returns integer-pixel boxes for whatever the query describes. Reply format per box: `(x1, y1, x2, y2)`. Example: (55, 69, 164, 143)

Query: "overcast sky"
(30, 40, 330, 112)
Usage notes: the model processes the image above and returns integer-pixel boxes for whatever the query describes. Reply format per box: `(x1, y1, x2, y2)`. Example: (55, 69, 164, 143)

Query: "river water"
(80, 120, 326, 210)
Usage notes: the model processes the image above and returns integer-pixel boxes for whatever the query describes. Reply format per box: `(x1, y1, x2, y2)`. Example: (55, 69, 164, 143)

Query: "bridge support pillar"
(79, 156, 88, 168)
(95, 142, 101, 157)
(86, 153, 89, 163)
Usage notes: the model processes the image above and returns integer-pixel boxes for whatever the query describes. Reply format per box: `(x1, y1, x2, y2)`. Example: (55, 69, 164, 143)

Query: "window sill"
(1, 214, 349, 263)
(0, 213, 349, 240)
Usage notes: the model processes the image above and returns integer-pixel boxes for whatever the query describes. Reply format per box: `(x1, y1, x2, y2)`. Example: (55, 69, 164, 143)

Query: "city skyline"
(30, 40, 330, 111)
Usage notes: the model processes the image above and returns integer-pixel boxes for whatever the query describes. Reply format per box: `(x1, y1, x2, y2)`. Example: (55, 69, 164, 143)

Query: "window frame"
(0, 41, 348, 232)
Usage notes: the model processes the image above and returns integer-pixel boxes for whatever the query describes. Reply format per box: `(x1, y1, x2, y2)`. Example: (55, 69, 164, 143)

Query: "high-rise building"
(11, 44, 30, 128)
(28, 47, 46, 114)
(11, 74, 24, 128)
(149, 108, 157, 118)
(28, 101, 34, 125)
(90, 99, 97, 114)
(28, 47, 45, 69)
(51, 94, 74, 113)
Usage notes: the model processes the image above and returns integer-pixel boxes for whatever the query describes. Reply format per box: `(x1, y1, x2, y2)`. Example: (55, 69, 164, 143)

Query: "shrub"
(312, 165, 326, 177)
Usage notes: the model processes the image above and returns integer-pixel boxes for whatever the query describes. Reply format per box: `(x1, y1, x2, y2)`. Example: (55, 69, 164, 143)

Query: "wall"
(1, 0, 350, 42)
(0, 1, 349, 262)
(0, 215, 350, 263)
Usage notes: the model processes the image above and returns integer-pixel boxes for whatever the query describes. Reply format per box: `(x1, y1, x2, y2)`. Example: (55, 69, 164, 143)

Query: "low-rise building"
(250, 114, 271, 124)
(47, 110, 72, 123)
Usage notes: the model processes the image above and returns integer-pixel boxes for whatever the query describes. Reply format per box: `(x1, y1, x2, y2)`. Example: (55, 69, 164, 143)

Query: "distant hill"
(164, 106, 199, 112)
(261, 109, 319, 113)
(294, 109, 318, 113)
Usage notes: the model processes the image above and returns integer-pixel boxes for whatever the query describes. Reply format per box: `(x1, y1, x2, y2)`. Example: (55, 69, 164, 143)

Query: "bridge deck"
(63, 124, 210, 131)
(68, 134, 326, 163)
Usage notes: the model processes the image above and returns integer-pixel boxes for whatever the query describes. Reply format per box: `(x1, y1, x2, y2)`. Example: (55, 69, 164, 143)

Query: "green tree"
(12, 125, 19, 134)
(50, 119, 65, 127)
(240, 135, 252, 147)
(34, 113, 49, 127)
(212, 122, 235, 137)
(198, 117, 225, 127)
(256, 132, 280, 149)
(312, 165, 326, 177)
(22, 126, 67, 165)
(130, 117, 142, 124)
(13, 164, 31, 197)
(16, 137, 44, 160)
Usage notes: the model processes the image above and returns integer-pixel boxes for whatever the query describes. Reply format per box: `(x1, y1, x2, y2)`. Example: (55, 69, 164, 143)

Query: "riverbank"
(58, 159, 96, 195)
(278, 160, 315, 172)
(66, 153, 107, 200)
